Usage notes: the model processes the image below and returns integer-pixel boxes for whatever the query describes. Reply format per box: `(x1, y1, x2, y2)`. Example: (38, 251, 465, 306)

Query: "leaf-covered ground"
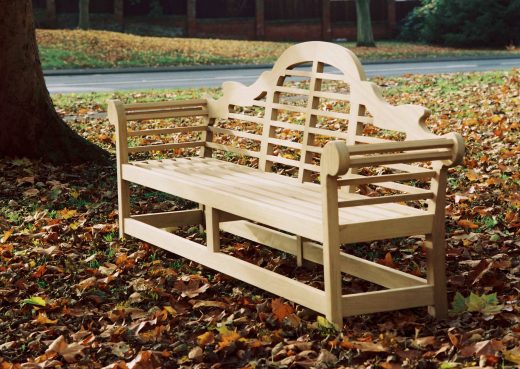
(0, 70, 519, 368)
(36, 29, 520, 70)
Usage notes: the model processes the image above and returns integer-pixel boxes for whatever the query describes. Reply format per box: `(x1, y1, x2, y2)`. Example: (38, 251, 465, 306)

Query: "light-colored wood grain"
(126, 107, 208, 121)
(110, 41, 464, 322)
(220, 220, 427, 289)
(205, 206, 220, 252)
(338, 170, 436, 186)
(342, 285, 434, 316)
(124, 98, 207, 110)
(107, 99, 130, 238)
(338, 192, 434, 208)
(127, 126, 207, 137)
(426, 162, 449, 318)
(340, 214, 433, 243)
(131, 209, 203, 227)
(127, 141, 205, 154)
(321, 171, 343, 326)
(125, 217, 327, 313)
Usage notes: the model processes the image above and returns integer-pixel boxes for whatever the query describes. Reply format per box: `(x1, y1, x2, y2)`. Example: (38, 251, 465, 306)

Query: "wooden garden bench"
(108, 41, 464, 326)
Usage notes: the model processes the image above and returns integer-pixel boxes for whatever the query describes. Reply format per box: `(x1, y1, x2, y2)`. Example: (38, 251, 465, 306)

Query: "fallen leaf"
(503, 346, 520, 364)
(458, 219, 479, 229)
(23, 188, 39, 197)
(216, 327, 240, 351)
(34, 311, 58, 325)
(1, 228, 13, 243)
(46, 335, 85, 363)
(188, 346, 203, 361)
(271, 298, 294, 321)
(197, 331, 215, 346)
(21, 296, 46, 307)
(127, 351, 154, 369)
(341, 340, 387, 352)
(192, 300, 227, 309)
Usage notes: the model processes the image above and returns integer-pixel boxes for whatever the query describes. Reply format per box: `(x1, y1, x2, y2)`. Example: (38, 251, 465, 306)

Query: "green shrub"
(400, 0, 520, 47)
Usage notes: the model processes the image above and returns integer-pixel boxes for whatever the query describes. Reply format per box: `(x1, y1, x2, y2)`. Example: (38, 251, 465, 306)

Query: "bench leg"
(426, 232, 448, 319)
(118, 179, 130, 238)
(426, 164, 448, 319)
(322, 176, 343, 328)
(205, 206, 220, 252)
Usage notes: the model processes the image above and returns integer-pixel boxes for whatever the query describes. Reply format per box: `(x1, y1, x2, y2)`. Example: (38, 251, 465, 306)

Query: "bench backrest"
(205, 41, 437, 182)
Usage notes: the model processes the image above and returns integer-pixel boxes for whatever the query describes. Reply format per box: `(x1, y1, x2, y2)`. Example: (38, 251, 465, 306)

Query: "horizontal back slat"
(126, 107, 208, 121)
(338, 192, 434, 208)
(127, 141, 205, 154)
(338, 171, 436, 186)
(124, 99, 207, 111)
(350, 150, 452, 167)
(348, 138, 453, 155)
(209, 126, 262, 141)
(127, 126, 207, 137)
(205, 142, 260, 158)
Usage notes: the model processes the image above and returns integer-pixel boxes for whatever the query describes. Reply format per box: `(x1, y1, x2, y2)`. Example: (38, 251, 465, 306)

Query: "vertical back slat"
(298, 61, 321, 182)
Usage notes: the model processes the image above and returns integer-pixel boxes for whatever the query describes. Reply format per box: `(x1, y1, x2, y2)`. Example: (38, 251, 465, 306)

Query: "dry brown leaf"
(271, 298, 294, 321)
(197, 331, 215, 346)
(192, 300, 227, 309)
(1, 228, 13, 244)
(34, 311, 58, 325)
(216, 330, 240, 351)
(341, 340, 387, 352)
(127, 351, 154, 369)
(45, 335, 85, 363)
(458, 219, 479, 229)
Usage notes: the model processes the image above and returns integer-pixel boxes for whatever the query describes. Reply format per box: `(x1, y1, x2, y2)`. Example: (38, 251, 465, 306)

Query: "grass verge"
(37, 29, 520, 70)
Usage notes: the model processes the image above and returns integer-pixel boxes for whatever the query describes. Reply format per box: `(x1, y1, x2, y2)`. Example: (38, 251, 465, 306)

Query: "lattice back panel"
(207, 42, 435, 182)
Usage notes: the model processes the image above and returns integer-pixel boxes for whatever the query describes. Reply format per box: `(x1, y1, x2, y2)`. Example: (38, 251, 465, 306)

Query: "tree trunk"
(45, 0, 57, 28)
(114, 0, 124, 31)
(356, 0, 376, 47)
(78, 0, 90, 29)
(0, 0, 108, 164)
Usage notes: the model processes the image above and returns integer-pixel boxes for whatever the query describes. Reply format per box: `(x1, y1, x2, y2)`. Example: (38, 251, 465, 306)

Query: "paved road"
(45, 57, 520, 94)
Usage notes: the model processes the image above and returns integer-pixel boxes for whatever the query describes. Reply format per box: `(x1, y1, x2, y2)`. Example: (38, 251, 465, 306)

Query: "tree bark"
(45, 0, 57, 28)
(356, 0, 376, 47)
(114, 0, 124, 31)
(0, 0, 108, 164)
(255, 0, 265, 39)
(186, 0, 196, 37)
(321, 0, 331, 41)
(78, 0, 90, 29)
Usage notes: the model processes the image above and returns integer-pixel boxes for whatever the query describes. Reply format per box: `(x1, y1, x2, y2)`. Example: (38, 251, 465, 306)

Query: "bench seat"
(123, 157, 433, 243)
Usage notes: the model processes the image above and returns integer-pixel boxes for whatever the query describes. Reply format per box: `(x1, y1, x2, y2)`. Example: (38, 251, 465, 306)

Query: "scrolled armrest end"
(442, 132, 465, 167)
(321, 141, 350, 177)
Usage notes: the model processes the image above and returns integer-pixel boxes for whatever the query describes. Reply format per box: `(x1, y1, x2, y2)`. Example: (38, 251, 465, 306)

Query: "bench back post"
(107, 99, 130, 237)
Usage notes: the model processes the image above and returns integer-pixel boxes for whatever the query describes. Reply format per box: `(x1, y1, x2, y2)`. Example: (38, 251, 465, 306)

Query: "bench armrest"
(321, 133, 464, 178)
(107, 98, 209, 157)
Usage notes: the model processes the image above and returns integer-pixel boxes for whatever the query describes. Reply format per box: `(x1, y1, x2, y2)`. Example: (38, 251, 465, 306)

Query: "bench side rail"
(107, 99, 210, 158)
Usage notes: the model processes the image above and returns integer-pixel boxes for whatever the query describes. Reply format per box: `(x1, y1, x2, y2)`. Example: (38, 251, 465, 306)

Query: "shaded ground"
(0, 70, 519, 368)
(37, 30, 520, 70)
